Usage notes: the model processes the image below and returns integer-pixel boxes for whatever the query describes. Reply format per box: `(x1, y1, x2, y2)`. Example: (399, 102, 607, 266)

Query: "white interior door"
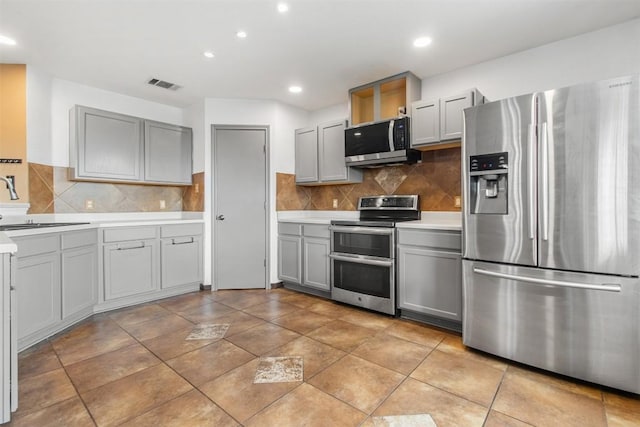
(213, 125, 268, 289)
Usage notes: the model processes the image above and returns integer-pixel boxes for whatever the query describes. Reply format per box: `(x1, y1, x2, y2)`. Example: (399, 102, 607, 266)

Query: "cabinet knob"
(216, 215, 225, 221)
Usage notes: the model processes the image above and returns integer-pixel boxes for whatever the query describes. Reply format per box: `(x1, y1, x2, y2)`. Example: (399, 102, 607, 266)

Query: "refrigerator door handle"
(527, 123, 536, 241)
(473, 267, 622, 292)
(540, 121, 549, 241)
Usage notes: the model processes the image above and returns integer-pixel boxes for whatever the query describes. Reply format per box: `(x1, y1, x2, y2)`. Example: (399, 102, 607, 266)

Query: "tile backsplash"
(277, 147, 461, 211)
(28, 163, 204, 213)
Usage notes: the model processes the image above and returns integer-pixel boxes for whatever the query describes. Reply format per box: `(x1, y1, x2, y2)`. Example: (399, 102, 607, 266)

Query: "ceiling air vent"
(147, 78, 181, 90)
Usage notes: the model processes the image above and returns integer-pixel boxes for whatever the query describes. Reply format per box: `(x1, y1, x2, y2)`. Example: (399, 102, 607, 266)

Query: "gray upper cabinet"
(70, 105, 193, 186)
(411, 89, 485, 149)
(440, 92, 474, 141)
(294, 127, 318, 183)
(70, 106, 143, 182)
(411, 99, 440, 146)
(144, 120, 193, 185)
(295, 120, 362, 185)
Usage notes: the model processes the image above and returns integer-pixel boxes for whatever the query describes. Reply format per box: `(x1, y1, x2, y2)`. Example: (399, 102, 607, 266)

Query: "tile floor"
(8, 288, 640, 427)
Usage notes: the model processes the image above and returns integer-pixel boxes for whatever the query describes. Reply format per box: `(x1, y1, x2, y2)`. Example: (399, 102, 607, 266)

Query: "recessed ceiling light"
(203, 51, 215, 58)
(289, 86, 302, 94)
(0, 35, 16, 46)
(413, 36, 432, 48)
(236, 30, 247, 39)
(277, 3, 289, 13)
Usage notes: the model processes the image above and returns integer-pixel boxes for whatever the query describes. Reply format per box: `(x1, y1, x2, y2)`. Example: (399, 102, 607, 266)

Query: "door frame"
(211, 124, 270, 290)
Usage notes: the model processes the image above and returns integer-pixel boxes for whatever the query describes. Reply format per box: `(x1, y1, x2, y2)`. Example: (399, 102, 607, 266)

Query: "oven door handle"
(329, 225, 394, 235)
(329, 253, 393, 267)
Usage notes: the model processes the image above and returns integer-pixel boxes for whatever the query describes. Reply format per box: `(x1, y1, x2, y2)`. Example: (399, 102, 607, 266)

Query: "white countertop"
(277, 211, 461, 231)
(0, 233, 17, 254)
(395, 212, 462, 231)
(0, 212, 204, 239)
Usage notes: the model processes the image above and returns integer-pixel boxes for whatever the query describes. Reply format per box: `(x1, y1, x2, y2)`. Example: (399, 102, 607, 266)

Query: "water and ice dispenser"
(469, 152, 508, 215)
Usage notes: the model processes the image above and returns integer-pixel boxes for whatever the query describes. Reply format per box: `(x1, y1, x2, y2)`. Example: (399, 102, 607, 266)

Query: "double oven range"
(329, 195, 420, 315)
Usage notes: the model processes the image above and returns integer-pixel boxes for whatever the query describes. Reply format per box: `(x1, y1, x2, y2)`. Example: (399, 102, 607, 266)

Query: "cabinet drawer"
(278, 223, 302, 236)
(14, 234, 60, 258)
(61, 229, 98, 250)
(160, 223, 203, 238)
(303, 224, 330, 239)
(397, 229, 461, 252)
(103, 226, 157, 243)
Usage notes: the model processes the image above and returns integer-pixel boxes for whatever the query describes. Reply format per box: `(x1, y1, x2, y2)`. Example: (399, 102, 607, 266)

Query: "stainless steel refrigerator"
(462, 75, 640, 394)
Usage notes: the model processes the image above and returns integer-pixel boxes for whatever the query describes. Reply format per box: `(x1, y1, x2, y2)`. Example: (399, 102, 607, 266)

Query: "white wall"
(28, 74, 187, 167)
(26, 66, 53, 165)
(419, 18, 640, 102)
(185, 100, 206, 173)
(200, 98, 308, 287)
(309, 103, 349, 126)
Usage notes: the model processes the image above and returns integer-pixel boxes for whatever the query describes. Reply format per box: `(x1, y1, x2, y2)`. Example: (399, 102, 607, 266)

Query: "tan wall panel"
(0, 64, 29, 203)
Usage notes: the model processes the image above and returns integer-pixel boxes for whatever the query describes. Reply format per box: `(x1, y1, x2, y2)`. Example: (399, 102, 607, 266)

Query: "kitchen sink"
(0, 222, 90, 231)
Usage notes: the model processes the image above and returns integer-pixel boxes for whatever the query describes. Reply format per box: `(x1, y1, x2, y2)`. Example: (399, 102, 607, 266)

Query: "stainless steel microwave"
(344, 117, 420, 167)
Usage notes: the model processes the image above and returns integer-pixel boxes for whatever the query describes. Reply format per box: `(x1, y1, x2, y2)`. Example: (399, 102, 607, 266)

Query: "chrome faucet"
(0, 176, 19, 200)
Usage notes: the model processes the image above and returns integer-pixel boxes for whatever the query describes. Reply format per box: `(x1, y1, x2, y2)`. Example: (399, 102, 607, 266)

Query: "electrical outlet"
(160, 200, 166, 209)
(85, 199, 94, 210)
(194, 183, 200, 193)
(454, 196, 461, 208)
(332, 199, 338, 209)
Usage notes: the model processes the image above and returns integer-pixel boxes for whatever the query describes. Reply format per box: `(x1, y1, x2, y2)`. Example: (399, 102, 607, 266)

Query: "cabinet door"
(295, 127, 318, 183)
(72, 106, 143, 181)
(303, 237, 330, 291)
(161, 236, 202, 288)
(16, 253, 61, 340)
(398, 246, 462, 321)
(278, 235, 302, 284)
(61, 246, 98, 320)
(104, 240, 158, 300)
(440, 92, 473, 141)
(144, 120, 193, 185)
(318, 120, 349, 182)
(411, 99, 440, 147)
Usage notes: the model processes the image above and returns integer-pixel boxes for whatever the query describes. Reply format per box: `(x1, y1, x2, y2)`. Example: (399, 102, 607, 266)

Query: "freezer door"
(463, 94, 537, 266)
(463, 260, 640, 394)
(538, 75, 640, 276)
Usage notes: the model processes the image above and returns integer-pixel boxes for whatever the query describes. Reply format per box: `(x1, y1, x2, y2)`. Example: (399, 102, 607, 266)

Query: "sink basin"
(0, 222, 90, 231)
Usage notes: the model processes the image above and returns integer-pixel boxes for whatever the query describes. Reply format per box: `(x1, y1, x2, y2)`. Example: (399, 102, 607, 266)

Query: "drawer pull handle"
(117, 243, 146, 251)
(171, 237, 195, 245)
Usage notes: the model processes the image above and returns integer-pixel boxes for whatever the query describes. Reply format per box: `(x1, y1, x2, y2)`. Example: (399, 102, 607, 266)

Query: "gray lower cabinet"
(278, 222, 330, 295)
(14, 230, 99, 350)
(295, 120, 362, 185)
(70, 105, 193, 186)
(16, 251, 60, 341)
(302, 225, 330, 292)
(14, 234, 62, 343)
(397, 228, 462, 328)
(277, 223, 302, 284)
(160, 224, 203, 289)
(104, 239, 158, 300)
(103, 226, 159, 301)
(61, 230, 98, 320)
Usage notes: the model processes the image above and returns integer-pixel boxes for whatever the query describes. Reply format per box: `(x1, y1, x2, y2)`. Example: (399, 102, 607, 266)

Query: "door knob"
(216, 215, 225, 221)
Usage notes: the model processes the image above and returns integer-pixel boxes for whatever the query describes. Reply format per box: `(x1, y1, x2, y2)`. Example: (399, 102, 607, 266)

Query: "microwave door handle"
(388, 120, 395, 151)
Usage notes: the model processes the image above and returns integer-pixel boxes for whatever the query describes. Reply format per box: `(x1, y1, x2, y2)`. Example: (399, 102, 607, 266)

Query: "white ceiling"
(1, 0, 639, 111)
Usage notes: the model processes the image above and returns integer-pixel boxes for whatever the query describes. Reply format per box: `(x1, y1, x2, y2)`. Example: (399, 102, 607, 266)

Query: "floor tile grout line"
(48, 342, 100, 426)
(81, 297, 244, 426)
